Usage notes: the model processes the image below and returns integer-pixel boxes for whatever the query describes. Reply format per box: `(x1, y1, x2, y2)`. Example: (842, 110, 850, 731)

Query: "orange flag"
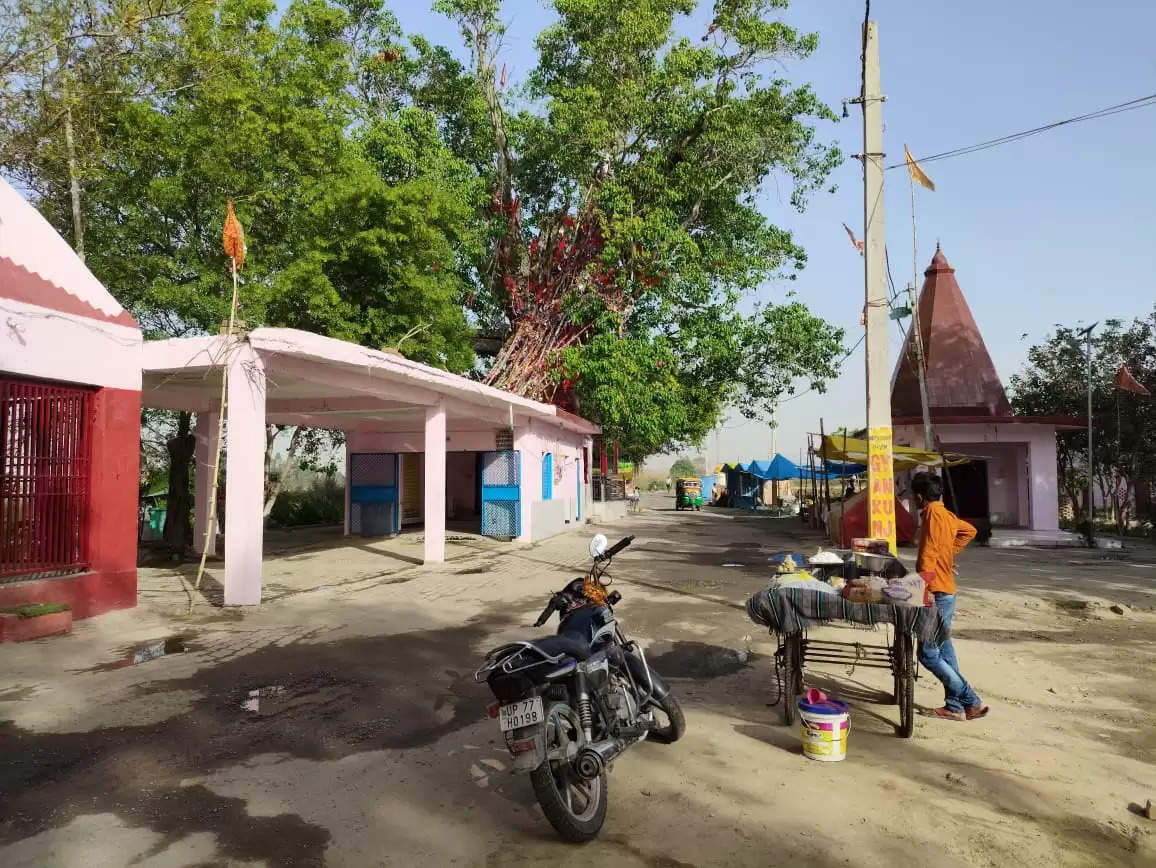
(222, 200, 246, 270)
(843, 222, 864, 255)
(904, 145, 935, 192)
(1116, 365, 1151, 396)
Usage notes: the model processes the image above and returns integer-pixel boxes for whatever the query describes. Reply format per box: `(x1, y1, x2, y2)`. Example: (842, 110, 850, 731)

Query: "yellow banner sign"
(867, 427, 897, 553)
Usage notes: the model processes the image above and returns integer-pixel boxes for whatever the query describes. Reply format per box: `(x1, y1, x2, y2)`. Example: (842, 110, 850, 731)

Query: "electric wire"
(886, 92, 1156, 172)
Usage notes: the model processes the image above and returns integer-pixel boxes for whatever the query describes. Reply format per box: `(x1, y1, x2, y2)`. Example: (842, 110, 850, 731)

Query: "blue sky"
(391, 1, 1156, 470)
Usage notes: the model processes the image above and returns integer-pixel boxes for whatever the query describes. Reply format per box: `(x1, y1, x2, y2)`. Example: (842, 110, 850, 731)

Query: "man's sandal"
(966, 704, 990, 720)
(920, 706, 965, 721)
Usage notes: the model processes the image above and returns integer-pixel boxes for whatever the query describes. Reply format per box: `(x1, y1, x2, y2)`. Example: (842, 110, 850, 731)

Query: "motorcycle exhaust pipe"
(574, 737, 627, 779)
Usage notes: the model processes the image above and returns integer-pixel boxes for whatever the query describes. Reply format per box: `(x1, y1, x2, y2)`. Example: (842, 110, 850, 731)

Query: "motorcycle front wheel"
(530, 703, 608, 842)
(646, 691, 686, 744)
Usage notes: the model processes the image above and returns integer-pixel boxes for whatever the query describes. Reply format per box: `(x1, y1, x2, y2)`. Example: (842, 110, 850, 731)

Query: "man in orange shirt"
(913, 472, 989, 722)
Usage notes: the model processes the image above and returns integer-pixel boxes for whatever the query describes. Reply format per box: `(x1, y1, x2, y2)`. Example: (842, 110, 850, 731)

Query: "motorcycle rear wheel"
(531, 703, 608, 842)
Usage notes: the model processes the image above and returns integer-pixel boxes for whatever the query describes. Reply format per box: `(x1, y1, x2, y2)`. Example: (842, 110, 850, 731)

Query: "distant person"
(912, 471, 989, 722)
(845, 478, 856, 498)
(665, 478, 671, 492)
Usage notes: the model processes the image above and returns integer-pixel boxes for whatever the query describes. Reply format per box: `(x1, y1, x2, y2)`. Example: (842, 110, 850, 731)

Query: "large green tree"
(1010, 311, 1156, 533)
(0, 0, 198, 258)
(2, 0, 486, 542)
(428, 0, 844, 458)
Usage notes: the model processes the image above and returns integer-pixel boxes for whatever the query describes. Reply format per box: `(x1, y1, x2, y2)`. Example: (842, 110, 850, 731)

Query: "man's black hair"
(911, 470, 943, 502)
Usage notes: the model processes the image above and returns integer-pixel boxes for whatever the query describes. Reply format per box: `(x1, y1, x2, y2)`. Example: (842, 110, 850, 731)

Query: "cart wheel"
(894, 633, 915, 738)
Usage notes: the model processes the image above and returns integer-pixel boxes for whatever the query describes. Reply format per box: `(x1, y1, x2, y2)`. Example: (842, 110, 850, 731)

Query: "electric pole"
(1079, 323, 1097, 548)
(860, 18, 897, 552)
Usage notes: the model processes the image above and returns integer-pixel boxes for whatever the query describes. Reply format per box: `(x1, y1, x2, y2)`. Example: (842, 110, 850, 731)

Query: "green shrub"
(0, 603, 71, 618)
(267, 476, 345, 528)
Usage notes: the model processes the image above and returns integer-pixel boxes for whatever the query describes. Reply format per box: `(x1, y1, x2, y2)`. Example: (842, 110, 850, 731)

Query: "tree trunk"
(263, 425, 304, 519)
(57, 50, 85, 261)
(162, 411, 195, 555)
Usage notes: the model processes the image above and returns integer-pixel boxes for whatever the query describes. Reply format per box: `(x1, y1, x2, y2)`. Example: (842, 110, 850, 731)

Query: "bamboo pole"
(192, 256, 239, 597)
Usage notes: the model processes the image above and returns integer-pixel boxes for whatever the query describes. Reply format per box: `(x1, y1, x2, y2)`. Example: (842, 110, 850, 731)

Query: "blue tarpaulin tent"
(721, 454, 863, 508)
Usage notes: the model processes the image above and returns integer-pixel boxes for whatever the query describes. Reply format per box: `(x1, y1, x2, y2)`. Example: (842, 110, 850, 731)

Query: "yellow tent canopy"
(821, 435, 971, 471)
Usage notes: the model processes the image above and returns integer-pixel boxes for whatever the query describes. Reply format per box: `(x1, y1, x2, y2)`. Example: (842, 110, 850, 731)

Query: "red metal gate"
(0, 377, 93, 581)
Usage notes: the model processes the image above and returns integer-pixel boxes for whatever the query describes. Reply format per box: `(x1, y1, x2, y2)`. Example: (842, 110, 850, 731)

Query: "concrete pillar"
(224, 343, 266, 604)
(343, 447, 351, 536)
(1027, 432, 1060, 531)
(423, 401, 447, 564)
(514, 422, 539, 543)
(193, 411, 220, 556)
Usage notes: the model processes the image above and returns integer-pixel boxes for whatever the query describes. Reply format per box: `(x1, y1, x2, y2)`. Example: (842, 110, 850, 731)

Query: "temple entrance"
(946, 460, 989, 522)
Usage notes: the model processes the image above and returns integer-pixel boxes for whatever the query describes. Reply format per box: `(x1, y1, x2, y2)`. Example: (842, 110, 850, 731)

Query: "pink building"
(891, 246, 1079, 532)
(0, 179, 142, 617)
(142, 329, 598, 605)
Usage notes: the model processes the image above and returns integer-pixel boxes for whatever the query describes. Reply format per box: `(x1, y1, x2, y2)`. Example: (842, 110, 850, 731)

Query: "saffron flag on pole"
(904, 145, 935, 192)
(843, 223, 864, 255)
(1116, 365, 1151, 396)
(222, 200, 246, 270)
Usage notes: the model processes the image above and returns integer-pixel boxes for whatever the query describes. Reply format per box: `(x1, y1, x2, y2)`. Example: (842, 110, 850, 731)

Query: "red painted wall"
(0, 385, 140, 619)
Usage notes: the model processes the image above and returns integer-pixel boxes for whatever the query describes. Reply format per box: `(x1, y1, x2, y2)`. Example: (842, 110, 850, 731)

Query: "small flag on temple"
(222, 200, 246, 270)
(1116, 365, 1150, 396)
(843, 223, 864, 255)
(905, 145, 935, 192)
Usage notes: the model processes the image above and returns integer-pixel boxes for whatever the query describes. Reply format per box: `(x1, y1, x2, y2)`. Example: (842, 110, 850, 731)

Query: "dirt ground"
(1, 495, 1154, 867)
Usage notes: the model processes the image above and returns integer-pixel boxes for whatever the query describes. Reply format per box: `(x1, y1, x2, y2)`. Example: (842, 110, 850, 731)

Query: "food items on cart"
(808, 550, 845, 567)
(767, 551, 812, 574)
(768, 571, 840, 595)
(852, 537, 891, 556)
(839, 573, 928, 606)
(888, 573, 929, 606)
(842, 575, 887, 603)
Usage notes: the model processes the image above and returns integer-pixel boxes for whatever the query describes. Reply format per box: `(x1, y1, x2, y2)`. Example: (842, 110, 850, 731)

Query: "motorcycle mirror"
(588, 534, 608, 559)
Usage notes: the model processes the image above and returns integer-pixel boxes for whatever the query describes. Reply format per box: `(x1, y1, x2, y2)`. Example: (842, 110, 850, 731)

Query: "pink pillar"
(193, 411, 219, 556)
(1028, 432, 1060, 531)
(515, 423, 538, 543)
(343, 448, 351, 536)
(224, 343, 266, 604)
(423, 402, 447, 564)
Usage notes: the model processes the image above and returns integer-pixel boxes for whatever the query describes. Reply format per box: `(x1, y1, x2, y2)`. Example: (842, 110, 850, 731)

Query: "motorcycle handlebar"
(533, 600, 555, 627)
(533, 593, 567, 627)
(602, 535, 635, 559)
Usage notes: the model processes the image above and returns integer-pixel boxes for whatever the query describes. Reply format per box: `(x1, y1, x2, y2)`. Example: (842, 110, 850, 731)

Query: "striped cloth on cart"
(746, 585, 948, 645)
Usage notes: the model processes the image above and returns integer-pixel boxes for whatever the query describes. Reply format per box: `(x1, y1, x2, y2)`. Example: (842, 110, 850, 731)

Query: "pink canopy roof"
(0, 178, 136, 328)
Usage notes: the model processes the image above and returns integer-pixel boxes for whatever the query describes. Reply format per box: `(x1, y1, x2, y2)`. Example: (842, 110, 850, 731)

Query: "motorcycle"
(475, 533, 685, 842)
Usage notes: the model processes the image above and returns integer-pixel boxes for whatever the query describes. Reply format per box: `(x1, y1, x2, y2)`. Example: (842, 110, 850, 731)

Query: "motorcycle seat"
(528, 635, 592, 661)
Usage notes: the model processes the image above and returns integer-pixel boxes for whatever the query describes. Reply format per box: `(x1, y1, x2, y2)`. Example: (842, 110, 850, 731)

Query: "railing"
(0, 377, 92, 581)
(592, 474, 626, 502)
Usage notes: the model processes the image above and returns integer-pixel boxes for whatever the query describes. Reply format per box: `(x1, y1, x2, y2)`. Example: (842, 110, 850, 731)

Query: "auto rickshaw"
(675, 478, 704, 511)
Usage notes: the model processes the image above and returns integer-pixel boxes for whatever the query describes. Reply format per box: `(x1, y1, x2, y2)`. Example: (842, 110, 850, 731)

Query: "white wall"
(3, 298, 141, 391)
(347, 420, 595, 541)
(895, 422, 1060, 531)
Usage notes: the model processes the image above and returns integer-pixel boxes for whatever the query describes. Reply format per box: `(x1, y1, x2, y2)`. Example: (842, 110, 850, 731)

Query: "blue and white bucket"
(798, 697, 850, 762)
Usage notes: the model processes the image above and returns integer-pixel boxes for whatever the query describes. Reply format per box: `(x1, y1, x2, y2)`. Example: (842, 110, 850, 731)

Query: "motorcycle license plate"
(499, 697, 544, 732)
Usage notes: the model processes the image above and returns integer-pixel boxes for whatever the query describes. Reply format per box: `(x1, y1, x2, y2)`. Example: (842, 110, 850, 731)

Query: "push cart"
(747, 586, 947, 738)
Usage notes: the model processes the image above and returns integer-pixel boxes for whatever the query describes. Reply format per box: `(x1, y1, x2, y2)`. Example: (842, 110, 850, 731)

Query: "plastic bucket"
(798, 698, 850, 762)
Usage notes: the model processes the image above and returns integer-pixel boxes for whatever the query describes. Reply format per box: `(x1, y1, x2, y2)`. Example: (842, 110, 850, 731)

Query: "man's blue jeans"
(918, 592, 981, 714)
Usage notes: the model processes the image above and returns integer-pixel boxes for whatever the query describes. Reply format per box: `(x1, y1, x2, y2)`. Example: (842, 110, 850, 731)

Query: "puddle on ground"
(240, 685, 286, 713)
(237, 678, 354, 716)
(646, 642, 752, 679)
(88, 637, 190, 672)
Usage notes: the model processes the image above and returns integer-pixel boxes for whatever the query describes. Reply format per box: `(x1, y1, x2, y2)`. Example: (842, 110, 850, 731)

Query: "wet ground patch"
(646, 641, 753, 680)
(0, 611, 513, 860)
